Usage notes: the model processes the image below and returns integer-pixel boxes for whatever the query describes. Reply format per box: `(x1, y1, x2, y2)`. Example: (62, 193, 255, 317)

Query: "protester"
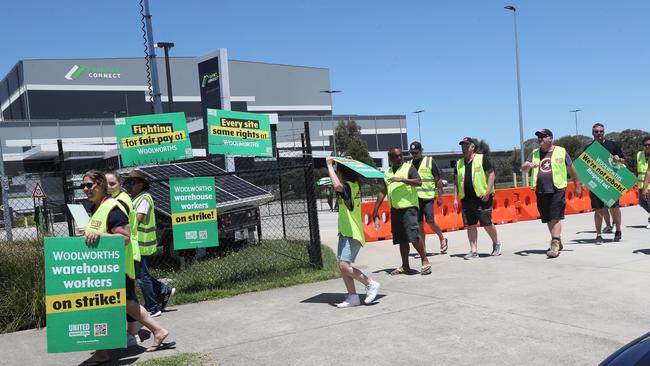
(453, 137, 502, 260)
(590, 123, 624, 243)
(326, 157, 380, 307)
(80, 170, 174, 365)
(408, 141, 448, 255)
(105, 171, 143, 347)
(125, 170, 175, 317)
(636, 136, 650, 228)
(521, 129, 582, 258)
(373, 147, 431, 275)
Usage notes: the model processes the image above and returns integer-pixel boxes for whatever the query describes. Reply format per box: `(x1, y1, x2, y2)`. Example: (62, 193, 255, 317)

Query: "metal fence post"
(276, 148, 287, 240)
(303, 122, 322, 268)
(58, 139, 74, 237)
(0, 137, 13, 241)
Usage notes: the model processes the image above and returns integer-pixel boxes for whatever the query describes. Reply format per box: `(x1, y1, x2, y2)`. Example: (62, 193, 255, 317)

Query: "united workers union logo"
(65, 64, 121, 81)
(64, 64, 86, 80)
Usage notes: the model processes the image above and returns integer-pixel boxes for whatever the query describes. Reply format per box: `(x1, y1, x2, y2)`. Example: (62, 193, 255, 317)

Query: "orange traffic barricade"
(512, 187, 540, 221)
(492, 188, 519, 225)
(361, 201, 392, 242)
(564, 183, 592, 214)
(619, 186, 638, 207)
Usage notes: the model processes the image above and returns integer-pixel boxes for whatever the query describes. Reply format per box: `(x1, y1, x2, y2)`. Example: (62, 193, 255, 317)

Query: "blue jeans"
(136, 256, 171, 313)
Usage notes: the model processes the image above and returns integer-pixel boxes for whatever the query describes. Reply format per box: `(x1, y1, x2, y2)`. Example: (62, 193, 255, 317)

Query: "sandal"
(420, 264, 432, 275)
(390, 267, 406, 276)
(440, 238, 448, 254)
(146, 341, 177, 352)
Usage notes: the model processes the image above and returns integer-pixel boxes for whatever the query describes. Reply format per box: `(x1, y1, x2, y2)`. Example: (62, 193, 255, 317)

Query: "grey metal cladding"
(228, 61, 331, 107)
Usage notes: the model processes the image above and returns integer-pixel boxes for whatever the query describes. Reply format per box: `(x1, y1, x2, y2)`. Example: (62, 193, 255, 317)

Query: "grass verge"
(152, 240, 339, 305)
(0, 239, 338, 333)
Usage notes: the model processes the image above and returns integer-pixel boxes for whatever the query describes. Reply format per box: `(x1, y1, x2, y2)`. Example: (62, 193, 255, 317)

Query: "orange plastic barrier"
(511, 187, 540, 221)
(619, 186, 638, 207)
(492, 189, 519, 225)
(361, 184, 639, 243)
(564, 183, 592, 214)
(361, 201, 392, 242)
(423, 195, 464, 233)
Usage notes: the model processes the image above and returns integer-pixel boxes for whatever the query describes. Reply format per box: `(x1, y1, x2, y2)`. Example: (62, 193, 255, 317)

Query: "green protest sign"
(333, 157, 386, 179)
(207, 109, 273, 157)
(44, 236, 126, 353)
(170, 177, 219, 250)
(115, 112, 193, 167)
(573, 142, 637, 207)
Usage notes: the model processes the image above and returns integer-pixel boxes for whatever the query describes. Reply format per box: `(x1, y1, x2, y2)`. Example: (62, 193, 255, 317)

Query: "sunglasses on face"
(644, 144, 650, 147)
(79, 182, 94, 189)
(593, 130, 605, 134)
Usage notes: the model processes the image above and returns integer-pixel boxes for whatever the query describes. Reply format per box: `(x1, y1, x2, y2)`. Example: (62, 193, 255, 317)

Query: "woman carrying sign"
(326, 157, 381, 308)
(79, 170, 174, 365)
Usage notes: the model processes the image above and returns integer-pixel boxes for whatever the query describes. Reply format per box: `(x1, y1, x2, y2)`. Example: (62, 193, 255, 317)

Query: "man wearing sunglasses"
(522, 129, 581, 258)
(590, 123, 625, 243)
(636, 136, 650, 228)
(373, 147, 431, 275)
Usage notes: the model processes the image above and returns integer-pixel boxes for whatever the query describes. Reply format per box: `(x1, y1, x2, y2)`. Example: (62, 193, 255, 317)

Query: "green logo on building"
(65, 64, 86, 80)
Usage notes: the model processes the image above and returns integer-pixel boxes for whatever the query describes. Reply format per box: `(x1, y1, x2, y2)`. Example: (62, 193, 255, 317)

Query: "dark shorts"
(417, 199, 435, 224)
(391, 207, 420, 244)
(461, 198, 493, 227)
(126, 276, 137, 322)
(536, 190, 566, 223)
(589, 191, 620, 209)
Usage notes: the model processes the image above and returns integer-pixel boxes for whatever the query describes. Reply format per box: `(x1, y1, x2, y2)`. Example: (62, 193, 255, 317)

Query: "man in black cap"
(408, 141, 448, 255)
(453, 137, 502, 260)
(522, 129, 582, 258)
(590, 122, 624, 243)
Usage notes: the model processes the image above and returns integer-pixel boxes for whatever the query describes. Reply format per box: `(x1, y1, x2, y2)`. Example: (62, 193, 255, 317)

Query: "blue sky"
(4, 0, 649, 151)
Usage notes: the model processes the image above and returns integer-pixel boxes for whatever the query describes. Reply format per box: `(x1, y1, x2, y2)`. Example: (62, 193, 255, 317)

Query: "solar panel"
(140, 165, 192, 180)
(138, 159, 272, 218)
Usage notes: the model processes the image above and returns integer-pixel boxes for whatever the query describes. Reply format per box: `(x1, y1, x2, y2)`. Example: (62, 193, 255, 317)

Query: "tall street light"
(570, 109, 582, 135)
(412, 110, 425, 142)
(155, 42, 175, 113)
(504, 5, 526, 186)
(320, 90, 341, 155)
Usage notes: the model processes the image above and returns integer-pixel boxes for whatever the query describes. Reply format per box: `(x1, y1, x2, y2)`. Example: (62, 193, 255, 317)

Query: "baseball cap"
(458, 137, 475, 145)
(409, 141, 423, 152)
(534, 129, 553, 138)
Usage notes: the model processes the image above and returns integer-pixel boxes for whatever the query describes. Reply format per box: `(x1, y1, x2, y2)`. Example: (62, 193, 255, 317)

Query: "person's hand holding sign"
(85, 231, 102, 245)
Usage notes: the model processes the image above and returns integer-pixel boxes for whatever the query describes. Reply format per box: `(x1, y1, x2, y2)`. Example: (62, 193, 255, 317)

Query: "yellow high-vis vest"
(530, 146, 568, 190)
(411, 156, 437, 200)
(337, 181, 365, 245)
(637, 151, 648, 188)
(456, 154, 493, 200)
(384, 163, 419, 209)
(132, 192, 158, 256)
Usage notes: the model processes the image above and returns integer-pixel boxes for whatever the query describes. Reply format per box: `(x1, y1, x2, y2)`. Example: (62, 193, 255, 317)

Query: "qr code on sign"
(94, 323, 108, 337)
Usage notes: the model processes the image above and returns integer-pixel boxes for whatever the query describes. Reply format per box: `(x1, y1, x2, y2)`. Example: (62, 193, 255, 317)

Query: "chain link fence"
(1, 123, 323, 333)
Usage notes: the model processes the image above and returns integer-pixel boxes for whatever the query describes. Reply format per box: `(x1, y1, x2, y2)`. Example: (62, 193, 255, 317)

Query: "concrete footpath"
(2, 206, 650, 365)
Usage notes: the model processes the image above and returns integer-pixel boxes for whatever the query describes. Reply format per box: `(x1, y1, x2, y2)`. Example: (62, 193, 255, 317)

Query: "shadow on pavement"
(449, 253, 491, 259)
(570, 238, 612, 244)
(514, 250, 547, 256)
(371, 268, 420, 275)
(410, 252, 444, 258)
(633, 249, 650, 255)
(575, 230, 597, 234)
(626, 225, 648, 229)
(300, 293, 386, 305)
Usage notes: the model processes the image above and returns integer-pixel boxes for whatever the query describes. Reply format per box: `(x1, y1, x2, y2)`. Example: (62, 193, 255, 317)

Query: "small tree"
(335, 120, 374, 166)
(606, 129, 650, 173)
(554, 135, 592, 159)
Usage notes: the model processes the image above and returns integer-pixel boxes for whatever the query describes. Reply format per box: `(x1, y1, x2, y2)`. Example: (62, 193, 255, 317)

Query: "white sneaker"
(364, 281, 381, 304)
(127, 334, 141, 347)
(336, 294, 361, 308)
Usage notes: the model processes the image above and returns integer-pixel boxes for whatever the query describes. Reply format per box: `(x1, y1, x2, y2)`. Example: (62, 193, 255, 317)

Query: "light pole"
(504, 5, 526, 186)
(155, 42, 175, 113)
(570, 109, 582, 135)
(412, 110, 424, 142)
(320, 90, 341, 155)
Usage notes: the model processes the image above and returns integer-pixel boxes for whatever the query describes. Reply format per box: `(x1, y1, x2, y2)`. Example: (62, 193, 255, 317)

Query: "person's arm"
(612, 142, 625, 163)
(435, 176, 444, 206)
(389, 165, 421, 186)
(482, 169, 496, 202)
(372, 185, 388, 220)
(643, 164, 650, 200)
(568, 164, 582, 196)
(326, 157, 344, 193)
(135, 198, 150, 224)
(521, 152, 536, 173)
(452, 169, 460, 211)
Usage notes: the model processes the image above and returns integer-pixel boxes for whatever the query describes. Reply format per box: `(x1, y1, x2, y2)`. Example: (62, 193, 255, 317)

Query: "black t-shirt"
(526, 148, 573, 193)
(454, 155, 493, 201)
(411, 157, 441, 177)
(596, 139, 624, 158)
(92, 201, 129, 232)
(337, 182, 354, 211)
